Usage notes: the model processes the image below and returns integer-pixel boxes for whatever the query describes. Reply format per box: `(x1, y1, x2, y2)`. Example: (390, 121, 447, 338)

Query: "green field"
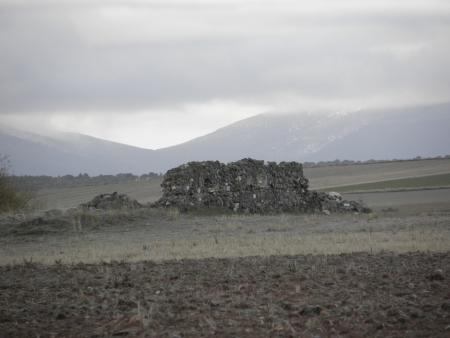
(36, 180, 162, 210)
(305, 158, 450, 189)
(30, 158, 450, 210)
(323, 172, 450, 193)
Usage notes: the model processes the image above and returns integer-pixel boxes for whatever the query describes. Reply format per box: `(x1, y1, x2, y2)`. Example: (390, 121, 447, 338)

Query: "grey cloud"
(1, 1, 450, 115)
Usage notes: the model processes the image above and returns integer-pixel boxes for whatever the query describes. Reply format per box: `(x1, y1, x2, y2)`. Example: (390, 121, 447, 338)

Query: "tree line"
(9, 172, 163, 191)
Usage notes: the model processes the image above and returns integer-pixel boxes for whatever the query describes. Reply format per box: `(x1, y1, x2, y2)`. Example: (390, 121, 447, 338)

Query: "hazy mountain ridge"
(0, 128, 156, 176)
(154, 111, 370, 168)
(305, 103, 450, 162)
(1, 103, 449, 175)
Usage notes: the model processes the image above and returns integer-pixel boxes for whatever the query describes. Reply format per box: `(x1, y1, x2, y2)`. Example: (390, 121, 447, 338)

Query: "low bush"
(0, 155, 32, 213)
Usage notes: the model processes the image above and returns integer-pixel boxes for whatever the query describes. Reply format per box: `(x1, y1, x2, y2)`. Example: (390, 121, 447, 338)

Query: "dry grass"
(1, 212, 449, 265)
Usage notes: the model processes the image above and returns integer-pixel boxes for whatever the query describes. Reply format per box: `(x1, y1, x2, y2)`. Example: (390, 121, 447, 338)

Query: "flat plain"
(34, 158, 450, 211)
(36, 179, 163, 210)
(305, 158, 450, 189)
(1, 158, 450, 337)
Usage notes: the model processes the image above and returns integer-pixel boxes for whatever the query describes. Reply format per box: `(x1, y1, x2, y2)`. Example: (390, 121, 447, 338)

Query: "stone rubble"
(80, 192, 142, 210)
(157, 158, 370, 214)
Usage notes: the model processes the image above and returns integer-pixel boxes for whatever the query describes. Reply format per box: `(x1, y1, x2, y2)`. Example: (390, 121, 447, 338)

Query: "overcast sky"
(1, 0, 450, 149)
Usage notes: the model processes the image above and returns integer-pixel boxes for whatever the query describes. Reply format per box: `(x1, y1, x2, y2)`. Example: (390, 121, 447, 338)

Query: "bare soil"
(1, 252, 449, 337)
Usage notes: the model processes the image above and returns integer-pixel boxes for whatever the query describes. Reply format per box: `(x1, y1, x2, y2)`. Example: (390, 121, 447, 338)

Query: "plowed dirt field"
(1, 252, 449, 337)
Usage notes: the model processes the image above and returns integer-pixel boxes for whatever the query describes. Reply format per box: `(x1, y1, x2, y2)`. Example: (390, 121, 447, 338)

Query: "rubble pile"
(309, 191, 371, 214)
(157, 158, 370, 214)
(80, 192, 142, 210)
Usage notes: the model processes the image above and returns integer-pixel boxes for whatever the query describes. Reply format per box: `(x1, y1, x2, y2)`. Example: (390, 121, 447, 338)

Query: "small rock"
(386, 308, 399, 317)
(427, 269, 445, 281)
(327, 191, 342, 200)
(375, 323, 385, 330)
(280, 301, 298, 311)
(55, 313, 66, 320)
(430, 282, 441, 289)
(300, 305, 322, 316)
(441, 301, 450, 312)
(235, 302, 250, 309)
(408, 308, 422, 319)
(210, 299, 221, 307)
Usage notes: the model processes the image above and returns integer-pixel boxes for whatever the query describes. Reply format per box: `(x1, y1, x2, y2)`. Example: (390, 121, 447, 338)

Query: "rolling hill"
(1, 102, 449, 175)
(0, 128, 156, 175)
(156, 102, 450, 166)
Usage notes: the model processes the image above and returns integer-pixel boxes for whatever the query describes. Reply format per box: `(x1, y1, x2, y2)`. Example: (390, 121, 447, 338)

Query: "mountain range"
(1, 102, 450, 176)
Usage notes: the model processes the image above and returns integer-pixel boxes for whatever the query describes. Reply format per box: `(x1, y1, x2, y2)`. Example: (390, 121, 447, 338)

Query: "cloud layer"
(1, 0, 450, 147)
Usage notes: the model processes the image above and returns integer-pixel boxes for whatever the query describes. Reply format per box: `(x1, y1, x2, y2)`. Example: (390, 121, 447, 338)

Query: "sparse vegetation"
(1, 211, 449, 264)
(0, 206, 183, 237)
(0, 155, 33, 213)
(322, 172, 450, 193)
(1, 158, 449, 337)
(1, 252, 449, 336)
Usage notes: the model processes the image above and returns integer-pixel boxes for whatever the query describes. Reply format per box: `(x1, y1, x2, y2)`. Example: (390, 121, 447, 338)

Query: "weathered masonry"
(157, 158, 370, 214)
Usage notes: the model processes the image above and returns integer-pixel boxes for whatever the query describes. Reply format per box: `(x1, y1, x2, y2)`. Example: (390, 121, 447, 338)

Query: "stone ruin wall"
(157, 158, 329, 213)
(8, 159, 368, 233)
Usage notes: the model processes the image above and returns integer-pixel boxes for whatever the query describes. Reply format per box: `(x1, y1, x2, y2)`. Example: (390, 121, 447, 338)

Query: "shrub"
(0, 155, 31, 213)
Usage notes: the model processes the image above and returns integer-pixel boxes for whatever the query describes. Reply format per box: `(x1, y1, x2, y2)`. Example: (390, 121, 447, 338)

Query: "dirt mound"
(80, 192, 142, 210)
(157, 158, 370, 213)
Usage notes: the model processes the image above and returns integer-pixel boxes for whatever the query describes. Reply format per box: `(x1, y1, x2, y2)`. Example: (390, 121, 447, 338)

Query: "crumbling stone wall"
(157, 158, 370, 213)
